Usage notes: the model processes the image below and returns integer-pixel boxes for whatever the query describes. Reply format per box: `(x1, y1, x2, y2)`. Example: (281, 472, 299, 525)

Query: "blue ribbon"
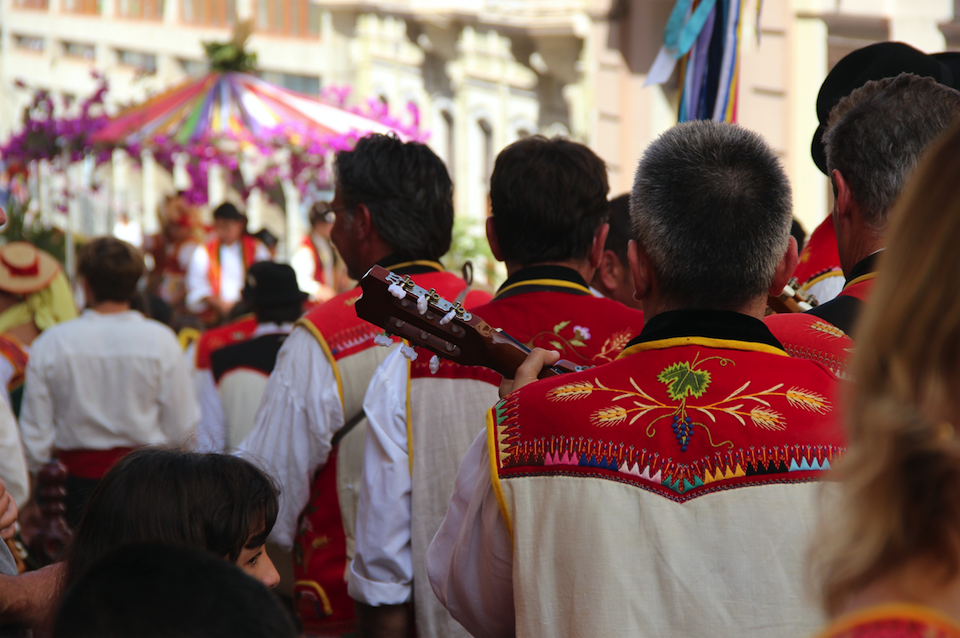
(664, 0, 720, 59)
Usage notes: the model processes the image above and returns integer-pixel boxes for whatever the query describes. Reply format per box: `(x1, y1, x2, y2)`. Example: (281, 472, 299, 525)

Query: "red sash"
(292, 269, 487, 635)
(195, 315, 259, 371)
(301, 235, 325, 285)
(206, 235, 260, 298)
(58, 447, 135, 480)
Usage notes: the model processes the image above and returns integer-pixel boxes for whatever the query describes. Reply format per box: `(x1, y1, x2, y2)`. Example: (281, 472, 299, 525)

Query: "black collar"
(845, 252, 880, 285)
(624, 309, 785, 351)
(378, 255, 444, 275)
(494, 265, 592, 300)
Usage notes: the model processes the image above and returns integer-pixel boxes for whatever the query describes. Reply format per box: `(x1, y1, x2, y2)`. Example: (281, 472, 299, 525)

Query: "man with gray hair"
(768, 73, 960, 365)
(427, 120, 845, 637)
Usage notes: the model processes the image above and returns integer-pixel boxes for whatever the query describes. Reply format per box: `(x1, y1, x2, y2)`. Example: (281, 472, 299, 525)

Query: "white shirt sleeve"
(195, 368, 226, 453)
(0, 358, 15, 409)
(185, 245, 213, 313)
(426, 429, 516, 638)
(253, 241, 273, 263)
(238, 326, 343, 552)
(804, 274, 845, 306)
(348, 349, 413, 605)
(156, 332, 201, 450)
(18, 339, 56, 473)
(0, 400, 29, 507)
(291, 244, 322, 299)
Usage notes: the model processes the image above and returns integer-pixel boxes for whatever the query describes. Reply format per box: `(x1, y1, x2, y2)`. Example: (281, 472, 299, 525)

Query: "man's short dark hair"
(53, 543, 297, 638)
(603, 194, 633, 263)
(77, 237, 145, 304)
(489, 136, 609, 265)
(334, 134, 453, 261)
(213, 202, 244, 221)
(631, 120, 792, 311)
(824, 73, 960, 230)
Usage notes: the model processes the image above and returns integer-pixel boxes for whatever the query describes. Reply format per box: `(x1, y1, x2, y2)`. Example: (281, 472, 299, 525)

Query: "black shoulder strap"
(331, 408, 366, 448)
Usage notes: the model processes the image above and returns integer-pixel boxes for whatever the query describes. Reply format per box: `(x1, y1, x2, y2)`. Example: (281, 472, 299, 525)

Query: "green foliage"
(658, 362, 711, 401)
(0, 199, 71, 265)
(203, 40, 258, 73)
(441, 218, 501, 292)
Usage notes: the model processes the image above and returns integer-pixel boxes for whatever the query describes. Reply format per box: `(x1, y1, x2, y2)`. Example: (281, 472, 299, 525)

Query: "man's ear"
(831, 169, 855, 229)
(627, 240, 653, 302)
(596, 250, 620, 292)
(352, 204, 374, 241)
(587, 223, 610, 270)
(486, 217, 505, 262)
(768, 235, 799, 296)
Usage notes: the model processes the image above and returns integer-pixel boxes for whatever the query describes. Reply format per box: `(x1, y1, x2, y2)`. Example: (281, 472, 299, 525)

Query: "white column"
(281, 178, 301, 263)
(141, 149, 159, 235)
(207, 164, 226, 209)
(246, 187, 263, 232)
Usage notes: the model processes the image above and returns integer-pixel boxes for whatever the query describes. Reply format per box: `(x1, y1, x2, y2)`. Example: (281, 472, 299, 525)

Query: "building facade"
(1, 0, 955, 242)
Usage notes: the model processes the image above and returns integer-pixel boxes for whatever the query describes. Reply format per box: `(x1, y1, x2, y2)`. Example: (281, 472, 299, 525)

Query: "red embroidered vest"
(793, 216, 842, 292)
(491, 325, 844, 504)
(206, 235, 261, 297)
(301, 235, 326, 285)
(292, 267, 488, 635)
(195, 315, 259, 371)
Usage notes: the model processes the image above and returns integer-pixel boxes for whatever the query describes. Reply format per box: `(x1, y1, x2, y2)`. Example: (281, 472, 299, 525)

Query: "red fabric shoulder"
(794, 216, 842, 290)
(196, 315, 258, 370)
(764, 312, 853, 378)
(493, 342, 844, 503)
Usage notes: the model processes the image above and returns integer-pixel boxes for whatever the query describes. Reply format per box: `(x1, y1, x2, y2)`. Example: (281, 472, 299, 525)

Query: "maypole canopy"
(89, 71, 404, 146)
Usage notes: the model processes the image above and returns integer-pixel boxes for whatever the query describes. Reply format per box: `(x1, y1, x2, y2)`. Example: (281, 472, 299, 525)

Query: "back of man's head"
(335, 134, 453, 262)
(824, 73, 960, 231)
(631, 120, 792, 311)
(52, 543, 297, 638)
(78, 237, 145, 304)
(603, 193, 632, 263)
(490, 136, 609, 265)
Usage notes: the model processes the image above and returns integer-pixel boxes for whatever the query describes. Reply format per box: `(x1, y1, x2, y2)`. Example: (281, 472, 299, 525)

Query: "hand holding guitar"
(498, 348, 561, 398)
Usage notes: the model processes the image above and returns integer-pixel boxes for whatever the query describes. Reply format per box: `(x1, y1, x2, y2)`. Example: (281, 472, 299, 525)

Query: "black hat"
(243, 262, 308, 307)
(811, 42, 958, 175)
(212, 202, 245, 221)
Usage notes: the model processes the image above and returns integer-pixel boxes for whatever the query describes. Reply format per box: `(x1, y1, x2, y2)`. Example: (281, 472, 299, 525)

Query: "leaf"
(570, 339, 586, 347)
(549, 340, 564, 350)
(657, 362, 711, 401)
(553, 321, 570, 334)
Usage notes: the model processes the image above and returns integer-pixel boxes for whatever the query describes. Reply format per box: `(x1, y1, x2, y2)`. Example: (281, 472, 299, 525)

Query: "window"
(62, 0, 99, 14)
(479, 119, 493, 186)
(62, 41, 96, 60)
(181, 0, 235, 27)
(442, 110, 455, 170)
(117, 49, 158, 73)
(259, 71, 320, 95)
(256, 0, 320, 37)
(12, 0, 48, 9)
(14, 35, 44, 52)
(117, 0, 165, 19)
(179, 58, 208, 75)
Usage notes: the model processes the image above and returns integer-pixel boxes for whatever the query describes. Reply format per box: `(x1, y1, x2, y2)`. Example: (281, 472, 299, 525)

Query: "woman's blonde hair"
(815, 120, 960, 616)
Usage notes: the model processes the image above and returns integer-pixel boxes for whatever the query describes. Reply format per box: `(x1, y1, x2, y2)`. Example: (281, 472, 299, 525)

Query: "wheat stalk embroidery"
(547, 351, 832, 451)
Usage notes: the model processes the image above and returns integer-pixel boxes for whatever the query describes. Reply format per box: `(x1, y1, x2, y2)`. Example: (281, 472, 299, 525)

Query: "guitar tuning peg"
(453, 302, 465, 317)
(402, 275, 415, 291)
(427, 288, 440, 303)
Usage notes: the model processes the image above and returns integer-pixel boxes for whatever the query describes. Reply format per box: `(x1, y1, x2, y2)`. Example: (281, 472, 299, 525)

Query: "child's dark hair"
(61, 448, 279, 590)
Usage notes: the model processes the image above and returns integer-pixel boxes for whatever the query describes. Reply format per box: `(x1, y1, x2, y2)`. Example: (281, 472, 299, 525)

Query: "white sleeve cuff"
(347, 562, 413, 606)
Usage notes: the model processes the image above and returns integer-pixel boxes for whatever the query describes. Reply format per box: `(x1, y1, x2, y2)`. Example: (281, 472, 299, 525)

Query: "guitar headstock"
(355, 265, 587, 379)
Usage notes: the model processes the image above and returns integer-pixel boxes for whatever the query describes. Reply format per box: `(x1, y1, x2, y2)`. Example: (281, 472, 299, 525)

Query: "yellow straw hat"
(0, 242, 61, 295)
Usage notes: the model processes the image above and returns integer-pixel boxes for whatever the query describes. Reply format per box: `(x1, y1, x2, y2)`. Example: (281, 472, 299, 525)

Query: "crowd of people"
(0, 40, 956, 637)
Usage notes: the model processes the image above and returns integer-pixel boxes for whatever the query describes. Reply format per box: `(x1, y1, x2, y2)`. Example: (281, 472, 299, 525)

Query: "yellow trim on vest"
(405, 355, 414, 476)
(387, 259, 445, 272)
(293, 580, 334, 617)
(177, 327, 201, 352)
(295, 318, 346, 409)
(495, 278, 592, 298)
(811, 602, 960, 638)
(800, 270, 843, 291)
(486, 408, 514, 541)
(844, 272, 877, 288)
(617, 336, 788, 360)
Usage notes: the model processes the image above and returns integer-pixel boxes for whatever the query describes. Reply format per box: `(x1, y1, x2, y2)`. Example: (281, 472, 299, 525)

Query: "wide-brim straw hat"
(0, 242, 61, 295)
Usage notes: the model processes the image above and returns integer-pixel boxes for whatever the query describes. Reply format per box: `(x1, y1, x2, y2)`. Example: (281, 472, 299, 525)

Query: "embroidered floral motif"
(573, 325, 591, 341)
(809, 320, 846, 339)
(545, 351, 832, 452)
(593, 330, 633, 362)
(525, 322, 630, 363)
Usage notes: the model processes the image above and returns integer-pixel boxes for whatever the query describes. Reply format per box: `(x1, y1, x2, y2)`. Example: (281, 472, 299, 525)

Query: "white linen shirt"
(426, 430, 515, 638)
(348, 348, 416, 605)
(237, 325, 343, 552)
(185, 240, 271, 312)
(19, 310, 200, 472)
